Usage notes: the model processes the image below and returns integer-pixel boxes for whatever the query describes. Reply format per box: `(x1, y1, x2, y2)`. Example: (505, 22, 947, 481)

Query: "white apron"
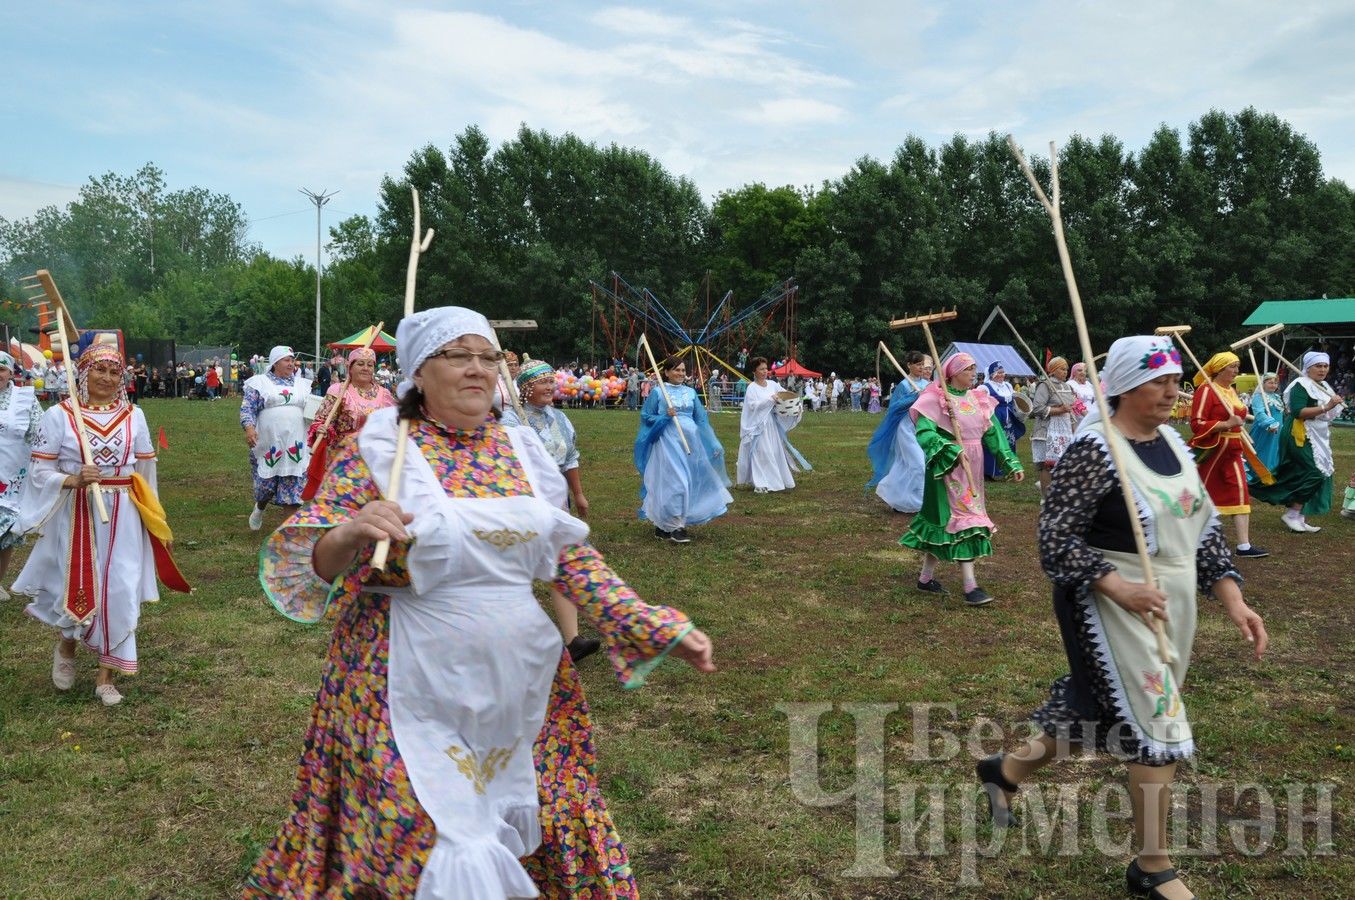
(246, 374, 312, 479)
(1083, 423, 1206, 760)
(0, 386, 37, 515)
(359, 411, 588, 899)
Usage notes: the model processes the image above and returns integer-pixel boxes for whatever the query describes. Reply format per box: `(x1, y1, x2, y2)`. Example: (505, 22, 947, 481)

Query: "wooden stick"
(1246, 346, 1278, 419)
(878, 341, 907, 377)
(309, 321, 385, 453)
(1008, 135, 1173, 665)
(985, 305, 1055, 388)
(371, 188, 435, 572)
(890, 310, 976, 483)
(1157, 327, 1262, 457)
(1227, 323, 1284, 351)
(1255, 336, 1340, 404)
(638, 334, 691, 454)
(25, 271, 109, 523)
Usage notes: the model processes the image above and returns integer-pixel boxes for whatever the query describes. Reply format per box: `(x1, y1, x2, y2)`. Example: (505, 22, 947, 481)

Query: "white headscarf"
(268, 345, 295, 368)
(1076, 335, 1183, 434)
(1285, 350, 1334, 405)
(396, 306, 498, 398)
(0, 351, 14, 371)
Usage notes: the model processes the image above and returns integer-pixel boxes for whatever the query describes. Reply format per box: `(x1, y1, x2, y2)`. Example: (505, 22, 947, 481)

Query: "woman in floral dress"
(302, 346, 396, 500)
(246, 307, 715, 898)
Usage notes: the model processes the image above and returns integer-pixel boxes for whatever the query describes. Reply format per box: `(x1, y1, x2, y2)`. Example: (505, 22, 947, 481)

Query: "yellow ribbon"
(128, 473, 174, 544)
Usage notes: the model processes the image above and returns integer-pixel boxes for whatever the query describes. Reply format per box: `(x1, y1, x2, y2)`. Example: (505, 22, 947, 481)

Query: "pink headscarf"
(1070, 362, 1087, 380)
(943, 352, 976, 381)
(347, 347, 376, 365)
(910, 352, 996, 434)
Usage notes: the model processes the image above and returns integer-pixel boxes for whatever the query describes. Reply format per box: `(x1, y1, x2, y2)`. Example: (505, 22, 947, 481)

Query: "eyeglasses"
(425, 348, 507, 371)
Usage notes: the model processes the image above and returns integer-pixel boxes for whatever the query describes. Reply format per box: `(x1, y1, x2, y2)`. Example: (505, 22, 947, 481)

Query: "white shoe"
(94, 683, 123, 706)
(1281, 512, 1306, 533)
(52, 646, 76, 691)
(0, 585, 9, 602)
(1300, 518, 1321, 533)
(248, 505, 264, 531)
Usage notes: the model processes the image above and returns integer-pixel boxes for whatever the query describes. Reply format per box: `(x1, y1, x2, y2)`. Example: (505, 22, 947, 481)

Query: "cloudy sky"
(3, 1, 1354, 260)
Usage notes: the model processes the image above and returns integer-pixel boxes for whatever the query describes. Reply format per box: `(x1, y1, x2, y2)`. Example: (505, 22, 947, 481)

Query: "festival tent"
(940, 342, 1036, 378)
(1243, 298, 1355, 329)
(770, 358, 822, 378)
(328, 326, 397, 352)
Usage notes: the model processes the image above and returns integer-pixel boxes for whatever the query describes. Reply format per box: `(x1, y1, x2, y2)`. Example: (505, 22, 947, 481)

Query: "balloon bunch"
(553, 371, 626, 402)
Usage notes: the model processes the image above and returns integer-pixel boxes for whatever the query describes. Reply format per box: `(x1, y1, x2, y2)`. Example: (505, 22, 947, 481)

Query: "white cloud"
(742, 97, 847, 127)
(0, 177, 81, 222)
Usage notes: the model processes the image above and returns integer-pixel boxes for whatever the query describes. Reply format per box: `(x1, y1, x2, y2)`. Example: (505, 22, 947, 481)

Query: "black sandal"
(1126, 858, 1194, 899)
(975, 754, 1020, 828)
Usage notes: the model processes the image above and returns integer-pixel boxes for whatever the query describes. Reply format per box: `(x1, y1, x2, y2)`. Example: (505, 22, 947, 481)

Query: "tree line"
(2, 108, 1352, 372)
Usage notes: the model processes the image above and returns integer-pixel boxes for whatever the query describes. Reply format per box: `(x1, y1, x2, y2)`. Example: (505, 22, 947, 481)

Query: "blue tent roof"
(941, 342, 1036, 378)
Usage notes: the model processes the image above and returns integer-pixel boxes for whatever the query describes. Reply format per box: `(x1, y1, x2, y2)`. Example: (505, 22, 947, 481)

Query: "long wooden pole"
(638, 334, 691, 454)
(1008, 136, 1173, 665)
(309, 321, 385, 453)
(1167, 330, 1263, 458)
(1246, 346, 1277, 419)
(1255, 337, 1341, 404)
(22, 271, 109, 523)
(878, 341, 907, 378)
(371, 188, 434, 572)
(920, 322, 977, 485)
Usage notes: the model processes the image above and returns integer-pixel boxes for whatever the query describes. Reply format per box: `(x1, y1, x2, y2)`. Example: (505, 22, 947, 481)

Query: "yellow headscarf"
(1192, 351, 1239, 388)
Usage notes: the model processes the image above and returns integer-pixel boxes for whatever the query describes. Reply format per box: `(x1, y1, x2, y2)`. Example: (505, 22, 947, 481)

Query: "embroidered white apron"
(1085, 423, 1206, 759)
(0, 386, 36, 515)
(359, 412, 587, 898)
(246, 375, 312, 479)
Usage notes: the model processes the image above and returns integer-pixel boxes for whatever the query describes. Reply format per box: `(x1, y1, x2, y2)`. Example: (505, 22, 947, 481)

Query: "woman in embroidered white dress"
(976, 335, 1267, 900)
(0, 351, 42, 598)
(248, 307, 715, 898)
(736, 358, 811, 493)
(16, 341, 189, 706)
(241, 345, 312, 531)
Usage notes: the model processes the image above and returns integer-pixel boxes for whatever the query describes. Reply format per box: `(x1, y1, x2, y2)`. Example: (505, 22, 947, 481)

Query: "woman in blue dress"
(634, 356, 732, 542)
(1248, 372, 1282, 475)
(982, 361, 1027, 479)
(866, 351, 932, 513)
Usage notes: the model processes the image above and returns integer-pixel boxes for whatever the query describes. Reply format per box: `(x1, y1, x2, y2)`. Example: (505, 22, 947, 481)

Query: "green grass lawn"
(1, 399, 1351, 898)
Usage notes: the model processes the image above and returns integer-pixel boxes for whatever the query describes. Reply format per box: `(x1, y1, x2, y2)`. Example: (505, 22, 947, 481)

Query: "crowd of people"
(0, 318, 1349, 899)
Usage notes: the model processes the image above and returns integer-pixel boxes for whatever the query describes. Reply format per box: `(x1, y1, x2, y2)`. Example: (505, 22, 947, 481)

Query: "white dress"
(736, 379, 808, 492)
(16, 401, 160, 672)
(0, 385, 41, 548)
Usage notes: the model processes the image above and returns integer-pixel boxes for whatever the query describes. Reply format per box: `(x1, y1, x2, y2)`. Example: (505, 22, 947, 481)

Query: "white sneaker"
(1281, 512, 1306, 533)
(94, 683, 123, 706)
(52, 646, 76, 691)
(1300, 518, 1321, 533)
(248, 505, 264, 531)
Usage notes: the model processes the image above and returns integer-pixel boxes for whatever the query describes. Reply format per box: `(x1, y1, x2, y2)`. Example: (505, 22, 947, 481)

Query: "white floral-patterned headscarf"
(1076, 335, 1183, 433)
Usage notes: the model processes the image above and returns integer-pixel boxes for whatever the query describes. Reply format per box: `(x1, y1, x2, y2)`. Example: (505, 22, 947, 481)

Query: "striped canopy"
(327, 326, 396, 352)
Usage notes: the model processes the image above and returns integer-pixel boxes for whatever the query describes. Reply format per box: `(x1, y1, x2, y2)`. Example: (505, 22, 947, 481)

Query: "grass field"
(1, 398, 1351, 899)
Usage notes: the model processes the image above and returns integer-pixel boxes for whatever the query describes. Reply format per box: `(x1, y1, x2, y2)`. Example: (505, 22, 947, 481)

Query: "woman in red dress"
(1188, 352, 1268, 558)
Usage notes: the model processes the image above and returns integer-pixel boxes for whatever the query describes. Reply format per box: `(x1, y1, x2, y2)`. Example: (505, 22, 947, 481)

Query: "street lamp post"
(300, 188, 338, 366)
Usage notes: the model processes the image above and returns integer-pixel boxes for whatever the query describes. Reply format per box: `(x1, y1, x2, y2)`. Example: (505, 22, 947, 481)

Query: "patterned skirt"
(244, 592, 638, 898)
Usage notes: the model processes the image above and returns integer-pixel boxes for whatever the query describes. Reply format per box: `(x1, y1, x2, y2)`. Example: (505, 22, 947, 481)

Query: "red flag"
(158, 426, 169, 450)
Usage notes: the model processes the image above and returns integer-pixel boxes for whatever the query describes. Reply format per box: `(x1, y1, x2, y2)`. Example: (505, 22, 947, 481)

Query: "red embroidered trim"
(62, 487, 99, 622)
